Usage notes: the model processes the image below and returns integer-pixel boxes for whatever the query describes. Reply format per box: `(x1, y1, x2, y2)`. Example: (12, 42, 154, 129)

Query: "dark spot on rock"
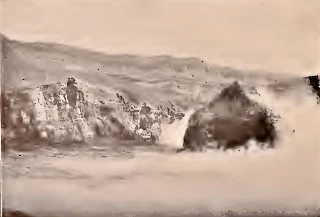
(177, 86, 180, 88)
(293, 130, 295, 133)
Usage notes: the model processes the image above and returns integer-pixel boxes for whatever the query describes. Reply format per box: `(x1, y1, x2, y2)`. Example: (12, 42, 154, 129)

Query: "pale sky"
(1, 0, 320, 76)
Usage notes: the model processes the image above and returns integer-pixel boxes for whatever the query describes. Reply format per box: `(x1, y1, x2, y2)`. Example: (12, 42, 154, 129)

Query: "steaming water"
(1, 38, 320, 216)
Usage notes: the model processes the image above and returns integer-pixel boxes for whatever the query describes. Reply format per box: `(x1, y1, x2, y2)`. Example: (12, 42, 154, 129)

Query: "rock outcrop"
(1, 78, 185, 152)
(304, 75, 320, 103)
(179, 81, 278, 152)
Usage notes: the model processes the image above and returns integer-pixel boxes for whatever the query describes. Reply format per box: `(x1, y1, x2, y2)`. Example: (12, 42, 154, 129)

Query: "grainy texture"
(1, 0, 320, 216)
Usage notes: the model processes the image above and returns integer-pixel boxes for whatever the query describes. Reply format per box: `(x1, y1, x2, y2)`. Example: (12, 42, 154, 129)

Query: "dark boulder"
(205, 110, 277, 150)
(177, 122, 207, 153)
(179, 81, 278, 152)
(304, 75, 320, 103)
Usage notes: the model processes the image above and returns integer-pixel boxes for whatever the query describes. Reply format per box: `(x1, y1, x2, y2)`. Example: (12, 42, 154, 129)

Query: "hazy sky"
(1, 0, 320, 75)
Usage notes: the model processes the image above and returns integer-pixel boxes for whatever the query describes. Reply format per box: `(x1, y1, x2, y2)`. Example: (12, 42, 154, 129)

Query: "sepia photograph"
(1, 0, 320, 216)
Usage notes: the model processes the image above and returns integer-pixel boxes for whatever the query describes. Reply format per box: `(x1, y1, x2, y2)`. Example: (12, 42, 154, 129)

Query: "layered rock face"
(180, 81, 279, 152)
(1, 80, 96, 150)
(1, 78, 185, 151)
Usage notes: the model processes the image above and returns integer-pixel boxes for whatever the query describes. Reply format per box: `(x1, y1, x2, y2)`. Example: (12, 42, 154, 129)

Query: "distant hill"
(0, 32, 318, 104)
